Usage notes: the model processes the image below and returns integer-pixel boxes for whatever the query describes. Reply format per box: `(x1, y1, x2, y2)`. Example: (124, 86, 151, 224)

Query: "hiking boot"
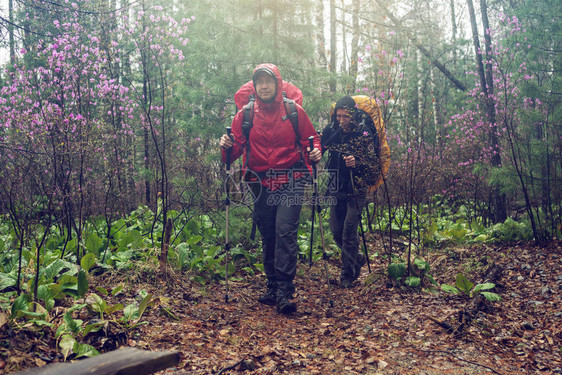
(340, 279, 354, 289)
(258, 289, 277, 306)
(354, 254, 367, 280)
(276, 297, 297, 314)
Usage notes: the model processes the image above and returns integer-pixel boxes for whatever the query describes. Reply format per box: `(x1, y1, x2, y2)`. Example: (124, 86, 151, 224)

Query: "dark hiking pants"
(254, 184, 303, 300)
(329, 193, 366, 282)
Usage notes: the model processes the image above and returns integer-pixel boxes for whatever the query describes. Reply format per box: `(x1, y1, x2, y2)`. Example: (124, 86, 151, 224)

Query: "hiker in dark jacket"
(321, 96, 377, 288)
(220, 63, 321, 314)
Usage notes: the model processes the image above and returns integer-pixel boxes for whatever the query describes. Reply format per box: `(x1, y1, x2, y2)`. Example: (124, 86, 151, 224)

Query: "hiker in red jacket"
(220, 63, 321, 314)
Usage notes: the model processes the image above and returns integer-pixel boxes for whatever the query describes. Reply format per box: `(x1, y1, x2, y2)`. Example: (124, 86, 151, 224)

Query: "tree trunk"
(141, 0, 151, 206)
(417, 49, 424, 144)
(430, 68, 441, 154)
(316, 0, 328, 70)
(450, 0, 457, 65)
(329, 0, 337, 93)
(466, 0, 506, 222)
(9, 0, 15, 66)
(341, 0, 347, 74)
(348, 0, 360, 94)
(160, 218, 173, 276)
(272, 1, 279, 62)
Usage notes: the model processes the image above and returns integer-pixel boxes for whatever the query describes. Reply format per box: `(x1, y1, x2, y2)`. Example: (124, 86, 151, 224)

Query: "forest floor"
(2, 239, 561, 374)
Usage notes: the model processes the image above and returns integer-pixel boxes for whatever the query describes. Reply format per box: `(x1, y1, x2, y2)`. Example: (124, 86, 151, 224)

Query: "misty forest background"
(0, 0, 560, 341)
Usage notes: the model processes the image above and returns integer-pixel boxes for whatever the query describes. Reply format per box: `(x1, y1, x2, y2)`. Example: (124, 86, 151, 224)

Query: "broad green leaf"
(56, 273, 72, 283)
(87, 294, 106, 314)
(187, 235, 203, 246)
(473, 283, 495, 293)
(254, 263, 265, 273)
(80, 253, 97, 273)
(74, 343, 99, 359)
(440, 284, 460, 294)
(11, 294, 29, 319)
(0, 273, 17, 291)
(43, 259, 66, 281)
(59, 334, 76, 361)
(96, 286, 109, 296)
(387, 263, 406, 280)
(85, 233, 103, 256)
(64, 312, 83, 334)
(105, 303, 124, 314)
(83, 322, 104, 336)
(481, 292, 501, 302)
(67, 303, 87, 313)
(77, 270, 89, 298)
(405, 276, 421, 287)
(37, 285, 51, 302)
(123, 304, 138, 321)
(58, 274, 78, 291)
(426, 274, 438, 285)
(45, 237, 60, 251)
(44, 296, 55, 311)
(56, 323, 67, 338)
(137, 294, 152, 320)
(67, 239, 78, 253)
(60, 260, 80, 277)
(117, 229, 143, 250)
(61, 286, 80, 298)
(22, 311, 47, 319)
(455, 273, 474, 295)
(414, 258, 430, 272)
(137, 289, 150, 300)
(472, 234, 489, 242)
(111, 285, 124, 296)
(28, 302, 47, 316)
(30, 319, 55, 328)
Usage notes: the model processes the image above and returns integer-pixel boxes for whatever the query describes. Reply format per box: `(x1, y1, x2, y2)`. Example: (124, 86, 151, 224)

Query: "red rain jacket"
(222, 63, 320, 188)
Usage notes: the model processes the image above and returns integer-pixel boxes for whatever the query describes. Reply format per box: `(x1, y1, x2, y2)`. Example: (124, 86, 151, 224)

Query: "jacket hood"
(252, 63, 284, 105)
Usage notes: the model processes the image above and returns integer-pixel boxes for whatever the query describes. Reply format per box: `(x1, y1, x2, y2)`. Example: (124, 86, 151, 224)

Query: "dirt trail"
(137, 241, 561, 374)
(2, 241, 561, 374)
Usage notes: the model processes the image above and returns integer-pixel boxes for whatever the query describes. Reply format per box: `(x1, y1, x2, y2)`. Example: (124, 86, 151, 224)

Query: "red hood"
(234, 80, 303, 109)
(234, 63, 303, 109)
(252, 63, 284, 106)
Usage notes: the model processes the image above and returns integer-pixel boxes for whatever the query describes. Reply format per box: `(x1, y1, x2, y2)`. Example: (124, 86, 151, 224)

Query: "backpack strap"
(281, 91, 301, 151)
(241, 94, 255, 168)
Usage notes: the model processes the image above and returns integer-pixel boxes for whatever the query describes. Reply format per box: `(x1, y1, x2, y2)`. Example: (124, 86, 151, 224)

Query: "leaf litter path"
(2, 241, 560, 374)
(133, 241, 561, 375)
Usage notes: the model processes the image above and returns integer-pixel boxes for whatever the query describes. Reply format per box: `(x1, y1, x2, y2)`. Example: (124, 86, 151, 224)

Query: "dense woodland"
(0, 0, 560, 373)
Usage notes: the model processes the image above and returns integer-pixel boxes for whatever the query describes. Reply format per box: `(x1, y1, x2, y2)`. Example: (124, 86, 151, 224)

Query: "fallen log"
(15, 347, 180, 375)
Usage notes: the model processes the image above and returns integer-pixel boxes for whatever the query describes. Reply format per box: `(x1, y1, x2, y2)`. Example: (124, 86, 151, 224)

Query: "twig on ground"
(419, 349, 504, 375)
(217, 359, 244, 374)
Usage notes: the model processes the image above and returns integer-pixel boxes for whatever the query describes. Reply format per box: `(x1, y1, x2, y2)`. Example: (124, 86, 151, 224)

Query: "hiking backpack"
(328, 95, 390, 192)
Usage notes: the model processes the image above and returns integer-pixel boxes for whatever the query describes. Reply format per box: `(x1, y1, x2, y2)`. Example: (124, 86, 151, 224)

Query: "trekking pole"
(224, 126, 233, 302)
(308, 156, 316, 268)
(309, 137, 334, 308)
(349, 168, 372, 273)
(309, 196, 315, 268)
(308, 136, 316, 268)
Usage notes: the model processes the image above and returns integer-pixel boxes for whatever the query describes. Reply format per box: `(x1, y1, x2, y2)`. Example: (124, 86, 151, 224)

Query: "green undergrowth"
(0, 199, 549, 361)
